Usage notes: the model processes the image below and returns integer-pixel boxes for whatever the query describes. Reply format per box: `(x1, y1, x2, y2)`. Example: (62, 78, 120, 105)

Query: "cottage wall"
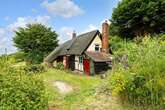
(75, 56, 83, 71)
(87, 35, 102, 52)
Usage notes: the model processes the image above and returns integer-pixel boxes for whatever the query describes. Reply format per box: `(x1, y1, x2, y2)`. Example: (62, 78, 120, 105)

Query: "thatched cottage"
(44, 20, 112, 75)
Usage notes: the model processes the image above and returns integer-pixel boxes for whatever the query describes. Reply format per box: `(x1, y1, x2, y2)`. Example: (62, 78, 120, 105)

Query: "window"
(95, 44, 100, 52)
(79, 56, 83, 64)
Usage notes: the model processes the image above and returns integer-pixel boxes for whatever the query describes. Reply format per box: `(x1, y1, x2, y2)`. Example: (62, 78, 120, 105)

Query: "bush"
(109, 36, 165, 108)
(10, 52, 26, 63)
(0, 56, 48, 109)
(55, 62, 64, 70)
(23, 64, 46, 74)
(0, 72, 48, 110)
(0, 56, 16, 73)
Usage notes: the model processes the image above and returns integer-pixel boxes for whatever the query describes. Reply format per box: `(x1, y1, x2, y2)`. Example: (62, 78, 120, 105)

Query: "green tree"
(110, 0, 165, 38)
(13, 23, 58, 63)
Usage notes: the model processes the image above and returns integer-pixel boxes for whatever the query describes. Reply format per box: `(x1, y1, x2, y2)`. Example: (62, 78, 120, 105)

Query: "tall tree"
(13, 23, 58, 63)
(110, 0, 165, 38)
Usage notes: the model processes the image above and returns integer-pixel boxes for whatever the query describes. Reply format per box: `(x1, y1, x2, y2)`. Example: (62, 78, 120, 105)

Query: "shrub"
(0, 72, 48, 110)
(55, 62, 64, 70)
(0, 56, 48, 109)
(10, 52, 26, 63)
(23, 64, 46, 74)
(0, 56, 16, 73)
(109, 36, 165, 108)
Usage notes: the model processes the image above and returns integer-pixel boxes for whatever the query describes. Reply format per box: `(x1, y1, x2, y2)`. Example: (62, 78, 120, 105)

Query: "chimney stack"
(102, 20, 110, 53)
(72, 30, 76, 39)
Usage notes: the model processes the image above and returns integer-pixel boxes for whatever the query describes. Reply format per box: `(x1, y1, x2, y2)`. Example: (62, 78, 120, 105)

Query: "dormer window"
(95, 44, 100, 52)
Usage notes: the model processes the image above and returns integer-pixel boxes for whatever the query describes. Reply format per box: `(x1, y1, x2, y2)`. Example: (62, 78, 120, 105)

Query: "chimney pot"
(72, 30, 76, 39)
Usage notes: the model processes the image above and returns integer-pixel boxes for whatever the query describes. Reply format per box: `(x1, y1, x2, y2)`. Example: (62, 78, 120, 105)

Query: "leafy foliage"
(109, 36, 165, 108)
(0, 73, 48, 110)
(109, 35, 125, 52)
(13, 23, 58, 64)
(0, 55, 16, 73)
(10, 52, 26, 63)
(0, 56, 48, 110)
(23, 64, 46, 74)
(55, 62, 65, 70)
(110, 0, 165, 38)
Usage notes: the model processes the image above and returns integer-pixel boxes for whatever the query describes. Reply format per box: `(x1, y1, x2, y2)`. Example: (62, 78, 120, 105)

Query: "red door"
(83, 59, 90, 75)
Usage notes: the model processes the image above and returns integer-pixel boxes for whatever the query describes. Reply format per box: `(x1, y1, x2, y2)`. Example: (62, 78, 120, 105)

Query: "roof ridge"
(66, 30, 98, 51)
(76, 30, 99, 38)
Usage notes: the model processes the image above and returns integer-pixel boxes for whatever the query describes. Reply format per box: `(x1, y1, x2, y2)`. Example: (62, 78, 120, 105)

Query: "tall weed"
(109, 36, 165, 108)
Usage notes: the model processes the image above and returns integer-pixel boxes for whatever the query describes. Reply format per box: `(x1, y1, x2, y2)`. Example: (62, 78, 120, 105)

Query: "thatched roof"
(44, 30, 100, 63)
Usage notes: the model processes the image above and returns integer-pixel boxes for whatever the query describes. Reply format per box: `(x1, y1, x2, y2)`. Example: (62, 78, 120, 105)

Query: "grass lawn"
(40, 69, 103, 110)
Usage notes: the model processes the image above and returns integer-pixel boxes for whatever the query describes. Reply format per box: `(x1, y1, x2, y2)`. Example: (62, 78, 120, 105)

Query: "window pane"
(79, 56, 83, 63)
(95, 44, 100, 51)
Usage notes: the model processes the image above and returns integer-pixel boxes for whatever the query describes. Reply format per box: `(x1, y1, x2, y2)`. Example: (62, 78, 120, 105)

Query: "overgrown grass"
(0, 55, 104, 110)
(108, 36, 165, 109)
(40, 69, 103, 110)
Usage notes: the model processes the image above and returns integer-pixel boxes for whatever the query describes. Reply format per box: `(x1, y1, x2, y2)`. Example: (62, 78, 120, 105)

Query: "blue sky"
(0, 0, 120, 54)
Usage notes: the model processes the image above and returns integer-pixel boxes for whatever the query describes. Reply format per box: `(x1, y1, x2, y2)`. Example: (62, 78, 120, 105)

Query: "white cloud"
(8, 15, 51, 32)
(42, 0, 84, 18)
(35, 16, 51, 26)
(0, 28, 7, 46)
(80, 24, 98, 34)
(0, 28, 5, 35)
(0, 29, 6, 48)
(59, 26, 74, 43)
(0, 28, 16, 54)
(58, 24, 98, 43)
(60, 27, 73, 37)
(116, 0, 122, 2)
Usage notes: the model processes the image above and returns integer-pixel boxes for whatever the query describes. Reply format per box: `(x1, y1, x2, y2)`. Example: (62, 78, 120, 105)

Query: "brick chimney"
(102, 20, 110, 53)
(72, 30, 76, 39)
